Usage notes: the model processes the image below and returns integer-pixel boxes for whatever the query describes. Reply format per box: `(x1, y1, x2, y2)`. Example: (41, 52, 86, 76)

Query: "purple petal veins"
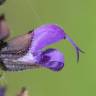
(38, 48, 64, 71)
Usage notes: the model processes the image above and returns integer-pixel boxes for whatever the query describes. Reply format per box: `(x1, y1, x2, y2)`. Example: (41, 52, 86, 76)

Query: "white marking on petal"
(17, 52, 36, 63)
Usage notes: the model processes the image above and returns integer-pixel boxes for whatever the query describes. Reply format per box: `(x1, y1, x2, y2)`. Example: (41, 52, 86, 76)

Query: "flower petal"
(38, 48, 64, 71)
(29, 24, 84, 62)
(30, 24, 66, 52)
(0, 86, 6, 96)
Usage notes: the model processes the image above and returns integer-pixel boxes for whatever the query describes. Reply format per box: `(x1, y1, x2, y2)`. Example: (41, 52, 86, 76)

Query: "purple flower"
(0, 86, 6, 96)
(17, 24, 84, 71)
(0, 17, 84, 71)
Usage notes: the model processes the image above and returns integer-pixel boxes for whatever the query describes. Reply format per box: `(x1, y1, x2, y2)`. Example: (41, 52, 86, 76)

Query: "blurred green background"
(0, 0, 95, 96)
